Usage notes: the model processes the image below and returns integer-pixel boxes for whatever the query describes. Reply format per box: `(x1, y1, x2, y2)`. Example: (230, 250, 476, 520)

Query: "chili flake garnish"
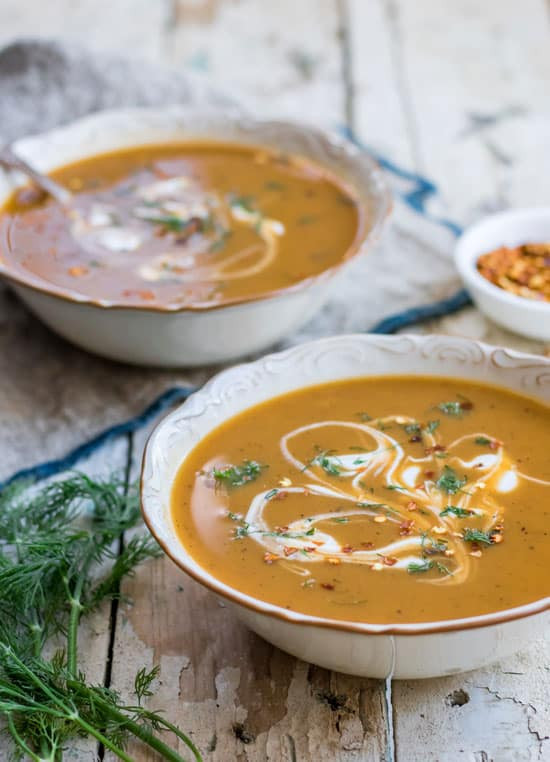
(477, 243, 550, 301)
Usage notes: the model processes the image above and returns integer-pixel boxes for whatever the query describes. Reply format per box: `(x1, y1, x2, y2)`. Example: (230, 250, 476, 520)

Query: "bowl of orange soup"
(141, 333, 550, 679)
(0, 107, 390, 366)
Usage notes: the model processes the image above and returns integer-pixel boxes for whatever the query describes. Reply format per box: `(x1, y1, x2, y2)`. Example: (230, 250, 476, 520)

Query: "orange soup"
(171, 377, 550, 624)
(0, 143, 363, 308)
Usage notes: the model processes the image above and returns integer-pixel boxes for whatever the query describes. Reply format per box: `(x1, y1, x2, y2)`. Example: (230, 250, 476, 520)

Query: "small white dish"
(455, 208, 550, 341)
(0, 107, 391, 367)
(141, 333, 550, 679)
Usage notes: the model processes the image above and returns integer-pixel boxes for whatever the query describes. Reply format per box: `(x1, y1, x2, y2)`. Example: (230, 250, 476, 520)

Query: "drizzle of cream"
(235, 417, 549, 586)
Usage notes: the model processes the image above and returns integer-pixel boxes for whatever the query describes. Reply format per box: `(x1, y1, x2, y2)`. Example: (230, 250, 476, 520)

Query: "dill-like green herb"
(404, 422, 421, 435)
(213, 460, 266, 487)
(463, 528, 494, 545)
(407, 559, 433, 573)
(356, 412, 372, 422)
(437, 398, 473, 417)
(311, 451, 342, 476)
(424, 419, 440, 434)
(440, 505, 474, 518)
(331, 517, 349, 524)
(385, 484, 406, 492)
(437, 400, 463, 416)
(475, 436, 491, 446)
(0, 474, 201, 762)
(436, 465, 467, 495)
(264, 488, 279, 500)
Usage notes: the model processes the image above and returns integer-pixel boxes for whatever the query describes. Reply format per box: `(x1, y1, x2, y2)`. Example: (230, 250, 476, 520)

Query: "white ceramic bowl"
(0, 107, 391, 367)
(141, 333, 550, 679)
(455, 208, 550, 341)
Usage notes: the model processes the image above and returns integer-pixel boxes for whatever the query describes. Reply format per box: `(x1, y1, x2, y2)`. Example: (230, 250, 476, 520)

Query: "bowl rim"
(454, 206, 550, 313)
(140, 332, 550, 636)
(0, 105, 392, 314)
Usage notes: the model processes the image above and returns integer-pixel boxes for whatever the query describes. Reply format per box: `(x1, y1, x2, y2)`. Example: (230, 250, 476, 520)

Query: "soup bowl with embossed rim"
(0, 106, 390, 367)
(141, 333, 550, 679)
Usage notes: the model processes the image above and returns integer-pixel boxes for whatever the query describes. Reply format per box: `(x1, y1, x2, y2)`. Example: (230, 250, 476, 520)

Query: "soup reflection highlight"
(171, 377, 550, 624)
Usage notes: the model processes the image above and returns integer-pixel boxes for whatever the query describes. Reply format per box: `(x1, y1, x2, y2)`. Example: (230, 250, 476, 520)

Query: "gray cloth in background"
(0, 38, 233, 144)
(0, 38, 462, 481)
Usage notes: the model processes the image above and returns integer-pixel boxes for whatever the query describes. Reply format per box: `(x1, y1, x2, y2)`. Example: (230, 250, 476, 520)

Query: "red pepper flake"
(342, 544, 354, 554)
(273, 490, 288, 501)
(489, 439, 502, 451)
(283, 546, 297, 557)
(425, 445, 445, 455)
(263, 552, 279, 564)
(461, 400, 474, 411)
(274, 525, 289, 533)
(305, 546, 317, 553)
(382, 556, 398, 567)
(424, 470, 435, 479)
(399, 519, 414, 536)
(407, 500, 418, 512)
(360, 541, 374, 549)
(321, 583, 335, 590)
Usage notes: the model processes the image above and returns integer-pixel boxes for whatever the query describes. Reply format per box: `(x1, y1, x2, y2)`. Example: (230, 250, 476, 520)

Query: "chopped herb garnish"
(404, 422, 421, 435)
(208, 228, 232, 253)
(440, 505, 474, 518)
(407, 559, 433, 573)
(475, 436, 491, 446)
(264, 488, 279, 500)
(356, 412, 372, 422)
(420, 531, 448, 554)
(436, 465, 467, 495)
(227, 511, 242, 521)
(377, 420, 392, 431)
(310, 451, 342, 476)
(356, 502, 387, 509)
(463, 528, 494, 545)
(229, 194, 256, 213)
(424, 419, 440, 434)
(213, 460, 266, 488)
(385, 484, 406, 492)
(332, 517, 349, 524)
(234, 523, 251, 539)
(437, 398, 472, 417)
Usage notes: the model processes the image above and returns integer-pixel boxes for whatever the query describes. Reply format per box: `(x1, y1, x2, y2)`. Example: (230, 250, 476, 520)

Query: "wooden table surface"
(1, 2, 549, 760)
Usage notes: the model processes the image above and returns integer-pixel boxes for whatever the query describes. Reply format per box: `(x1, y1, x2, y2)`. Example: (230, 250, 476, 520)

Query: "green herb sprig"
(0, 474, 201, 762)
(213, 460, 266, 488)
(435, 465, 467, 495)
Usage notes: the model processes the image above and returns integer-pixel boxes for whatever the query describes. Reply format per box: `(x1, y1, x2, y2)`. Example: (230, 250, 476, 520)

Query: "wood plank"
(0, 0, 169, 62)
(104, 5, 393, 759)
(346, 1, 550, 759)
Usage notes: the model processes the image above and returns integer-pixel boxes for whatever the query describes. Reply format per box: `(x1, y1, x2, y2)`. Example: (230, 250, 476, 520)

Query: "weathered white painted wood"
(0, 1, 548, 760)
(0, 0, 169, 63)
(347, 2, 549, 759)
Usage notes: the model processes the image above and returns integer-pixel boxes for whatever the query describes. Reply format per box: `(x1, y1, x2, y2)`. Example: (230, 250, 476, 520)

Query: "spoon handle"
(0, 146, 72, 205)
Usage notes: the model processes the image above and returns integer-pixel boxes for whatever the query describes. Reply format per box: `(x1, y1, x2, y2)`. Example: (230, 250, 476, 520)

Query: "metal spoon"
(0, 145, 72, 205)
